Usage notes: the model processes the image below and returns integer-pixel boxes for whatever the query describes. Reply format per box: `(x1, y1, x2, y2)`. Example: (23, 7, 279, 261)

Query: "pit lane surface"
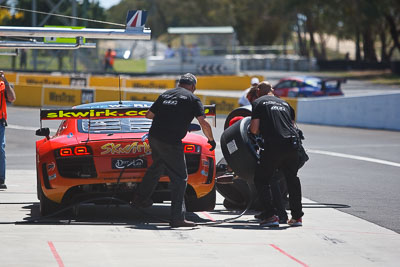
(1, 106, 399, 266)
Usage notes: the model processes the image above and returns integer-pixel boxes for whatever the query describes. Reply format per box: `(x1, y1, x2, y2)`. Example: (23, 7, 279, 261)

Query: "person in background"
(190, 44, 200, 57)
(238, 77, 259, 106)
(19, 49, 27, 70)
(164, 44, 175, 58)
(104, 48, 116, 71)
(0, 71, 16, 189)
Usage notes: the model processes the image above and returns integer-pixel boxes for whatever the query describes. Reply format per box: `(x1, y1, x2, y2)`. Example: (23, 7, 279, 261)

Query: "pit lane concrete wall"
(9, 71, 399, 130)
(296, 93, 400, 131)
(12, 84, 249, 115)
(8, 71, 265, 115)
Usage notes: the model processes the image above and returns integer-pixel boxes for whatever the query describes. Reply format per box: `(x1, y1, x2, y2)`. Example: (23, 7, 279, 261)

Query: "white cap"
(251, 77, 260, 85)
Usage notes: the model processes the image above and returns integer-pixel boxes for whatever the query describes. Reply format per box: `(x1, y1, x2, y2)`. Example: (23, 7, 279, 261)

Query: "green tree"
(9, 0, 106, 28)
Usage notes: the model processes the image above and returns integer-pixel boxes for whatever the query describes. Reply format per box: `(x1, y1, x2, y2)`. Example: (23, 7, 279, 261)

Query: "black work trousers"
(137, 135, 188, 221)
(254, 144, 304, 220)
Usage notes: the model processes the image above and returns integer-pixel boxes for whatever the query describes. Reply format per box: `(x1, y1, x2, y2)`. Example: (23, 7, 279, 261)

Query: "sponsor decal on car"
(112, 158, 147, 169)
(47, 162, 56, 172)
(39, 105, 216, 126)
(101, 142, 151, 155)
(41, 108, 149, 120)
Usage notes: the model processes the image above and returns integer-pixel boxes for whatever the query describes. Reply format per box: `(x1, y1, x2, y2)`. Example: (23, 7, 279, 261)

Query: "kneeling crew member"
(133, 73, 216, 228)
(249, 81, 304, 227)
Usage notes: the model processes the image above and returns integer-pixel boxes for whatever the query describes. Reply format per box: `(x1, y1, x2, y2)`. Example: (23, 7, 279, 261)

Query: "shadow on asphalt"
(14, 202, 284, 230)
(18, 203, 212, 228)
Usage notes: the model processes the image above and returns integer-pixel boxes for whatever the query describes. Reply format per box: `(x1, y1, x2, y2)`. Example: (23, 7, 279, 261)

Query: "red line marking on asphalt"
(200, 211, 216, 221)
(269, 244, 308, 267)
(48, 241, 65, 267)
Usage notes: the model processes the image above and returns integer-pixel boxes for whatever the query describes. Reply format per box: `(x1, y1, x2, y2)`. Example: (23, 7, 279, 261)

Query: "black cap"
(179, 73, 197, 85)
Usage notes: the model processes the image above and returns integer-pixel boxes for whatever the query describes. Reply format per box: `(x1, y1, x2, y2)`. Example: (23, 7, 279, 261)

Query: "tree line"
(3, 0, 400, 63)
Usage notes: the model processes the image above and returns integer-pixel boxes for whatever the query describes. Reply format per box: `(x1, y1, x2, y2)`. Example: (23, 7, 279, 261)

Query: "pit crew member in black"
(250, 81, 304, 227)
(133, 73, 216, 228)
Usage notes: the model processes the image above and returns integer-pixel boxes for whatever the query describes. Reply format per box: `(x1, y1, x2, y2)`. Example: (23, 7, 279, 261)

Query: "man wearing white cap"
(238, 77, 260, 106)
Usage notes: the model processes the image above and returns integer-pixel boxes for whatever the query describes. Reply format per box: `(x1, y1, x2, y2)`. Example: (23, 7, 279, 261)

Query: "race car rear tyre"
(185, 185, 216, 212)
(223, 198, 247, 210)
(39, 187, 60, 216)
(224, 105, 252, 130)
(220, 116, 258, 182)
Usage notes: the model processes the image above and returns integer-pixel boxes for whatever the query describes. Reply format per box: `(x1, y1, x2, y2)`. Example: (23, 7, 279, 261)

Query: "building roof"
(167, 26, 235, 35)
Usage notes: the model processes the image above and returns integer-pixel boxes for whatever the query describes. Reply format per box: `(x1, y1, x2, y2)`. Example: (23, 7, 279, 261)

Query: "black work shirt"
(251, 95, 297, 142)
(149, 87, 205, 144)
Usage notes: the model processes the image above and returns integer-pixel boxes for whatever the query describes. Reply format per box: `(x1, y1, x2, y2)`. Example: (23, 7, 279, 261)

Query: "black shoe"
(254, 212, 267, 220)
(278, 212, 288, 224)
(279, 217, 289, 224)
(170, 220, 196, 228)
(131, 195, 153, 208)
(0, 183, 6, 189)
(259, 215, 279, 227)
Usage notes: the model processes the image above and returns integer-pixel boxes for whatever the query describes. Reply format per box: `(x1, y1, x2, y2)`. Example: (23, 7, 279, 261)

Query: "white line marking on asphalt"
(308, 149, 400, 168)
(8, 124, 38, 131)
(8, 124, 58, 132)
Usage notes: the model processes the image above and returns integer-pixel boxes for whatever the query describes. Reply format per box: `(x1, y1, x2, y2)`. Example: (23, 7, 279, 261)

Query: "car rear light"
(60, 148, 73, 157)
(58, 146, 92, 157)
(184, 144, 201, 153)
(74, 146, 90, 155)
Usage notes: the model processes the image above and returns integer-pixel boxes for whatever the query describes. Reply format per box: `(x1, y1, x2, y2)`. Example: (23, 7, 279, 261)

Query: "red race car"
(35, 101, 216, 216)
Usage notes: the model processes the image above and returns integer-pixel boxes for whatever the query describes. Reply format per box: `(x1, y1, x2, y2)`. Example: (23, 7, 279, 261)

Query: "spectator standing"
(0, 71, 16, 189)
(164, 44, 175, 58)
(104, 48, 116, 71)
(239, 77, 259, 106)
(190, 44, 200, 57)
(19, 49, 27, 69)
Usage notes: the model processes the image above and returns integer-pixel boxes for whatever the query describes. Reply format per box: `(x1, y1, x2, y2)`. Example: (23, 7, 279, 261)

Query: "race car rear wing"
(320, 77, 347, 90)
(39, 104, 216, 126)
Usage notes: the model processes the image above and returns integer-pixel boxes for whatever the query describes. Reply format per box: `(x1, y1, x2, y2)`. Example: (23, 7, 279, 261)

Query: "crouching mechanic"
(133, 73, 216, 228)
(249, 81, 304, 227)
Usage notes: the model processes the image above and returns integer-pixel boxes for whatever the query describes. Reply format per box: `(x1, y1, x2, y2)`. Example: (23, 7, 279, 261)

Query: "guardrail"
(9, 71, 399, 130)
(296, 93, 400, 131)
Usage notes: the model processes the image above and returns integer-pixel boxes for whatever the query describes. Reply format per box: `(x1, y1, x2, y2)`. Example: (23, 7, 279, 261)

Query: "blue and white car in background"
(273, 76, 346, 98)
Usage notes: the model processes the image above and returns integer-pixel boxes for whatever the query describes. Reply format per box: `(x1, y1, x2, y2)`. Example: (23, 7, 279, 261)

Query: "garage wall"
(296, 93, 400, 131)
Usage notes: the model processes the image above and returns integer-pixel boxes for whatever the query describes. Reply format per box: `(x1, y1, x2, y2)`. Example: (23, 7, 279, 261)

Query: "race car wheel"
(224, 105, 252, 130)
(185, 185, 216, 212)
(220, 116, 259, 182)
(223, 198, 247, 210)
(36, 171, 40, 200)
(216, 177, 249, 207)
(39, 186, 60, 216)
